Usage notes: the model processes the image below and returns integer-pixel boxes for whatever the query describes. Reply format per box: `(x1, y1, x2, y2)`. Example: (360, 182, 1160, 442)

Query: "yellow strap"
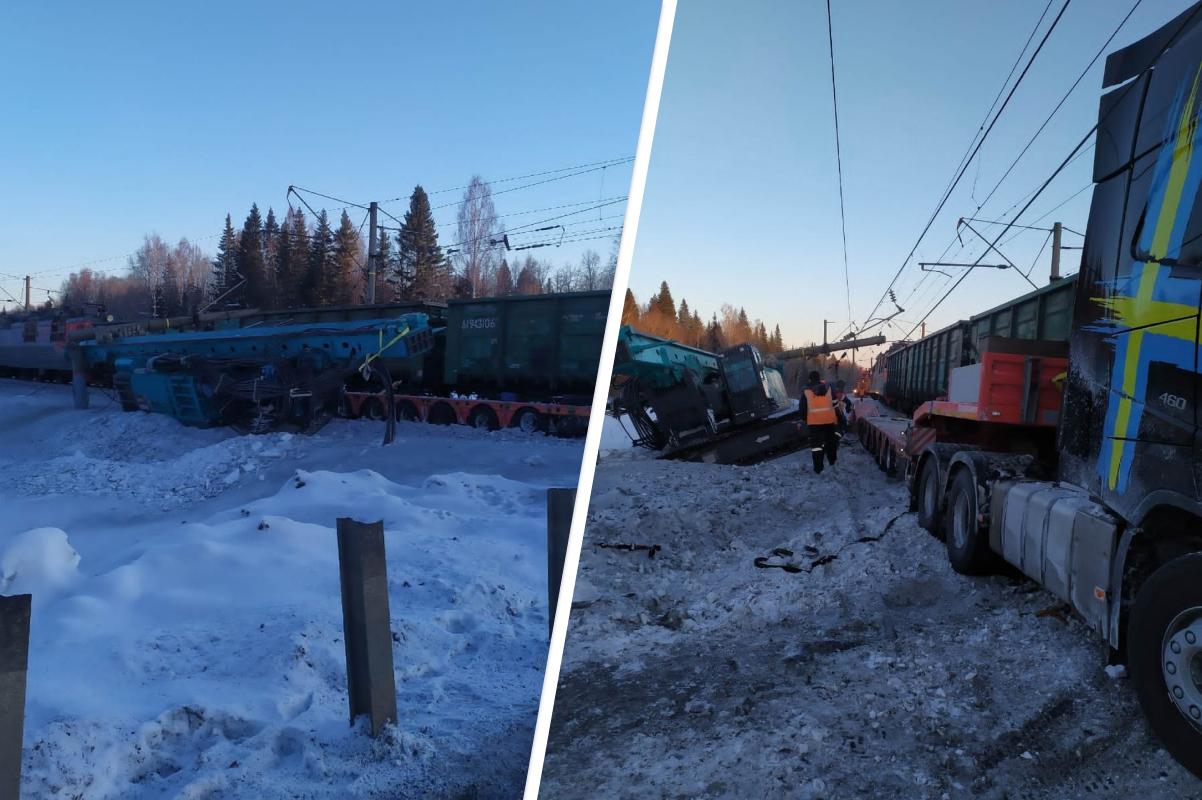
(361, 325, 410, 370)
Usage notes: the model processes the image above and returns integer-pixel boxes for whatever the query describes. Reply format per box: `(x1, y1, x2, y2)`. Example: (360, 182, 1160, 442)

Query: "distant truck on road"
(861, 5, 1202, 777)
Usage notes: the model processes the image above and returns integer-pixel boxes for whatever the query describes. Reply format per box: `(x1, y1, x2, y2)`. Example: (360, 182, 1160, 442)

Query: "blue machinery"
(612, 325, 883, 464)
(71, 314, 433, 434)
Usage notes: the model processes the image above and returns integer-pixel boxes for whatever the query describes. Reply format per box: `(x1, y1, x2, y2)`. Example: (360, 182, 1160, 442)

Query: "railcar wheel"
(1130, 554, 1202, 779)
(943, 468, 993, 575)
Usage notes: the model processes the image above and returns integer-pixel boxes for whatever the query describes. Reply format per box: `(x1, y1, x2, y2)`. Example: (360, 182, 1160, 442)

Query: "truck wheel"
(1129, 553, 1202, 779)
(943, 468, 993, 575)
(916, 457, 942, 535)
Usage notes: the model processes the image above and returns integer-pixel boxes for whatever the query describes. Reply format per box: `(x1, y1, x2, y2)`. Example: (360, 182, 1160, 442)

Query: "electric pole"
(1050, 221, 1062, 284)
(366, 201, 379, 304)
(24, 276, 31, 312)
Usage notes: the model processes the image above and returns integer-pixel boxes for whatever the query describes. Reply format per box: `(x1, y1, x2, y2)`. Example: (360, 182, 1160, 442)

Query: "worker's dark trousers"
(808, 424, 838, 473)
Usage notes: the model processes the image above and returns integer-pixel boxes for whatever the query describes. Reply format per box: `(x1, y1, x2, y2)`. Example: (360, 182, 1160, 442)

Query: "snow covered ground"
(541, 426, 1202, 799)
(0, 378, 583, 799)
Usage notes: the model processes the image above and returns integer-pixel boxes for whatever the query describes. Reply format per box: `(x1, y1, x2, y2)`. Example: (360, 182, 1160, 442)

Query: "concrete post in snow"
(335, 518, 397, 737)
(546, 488, 576, 639)
(68, 346, 89, 410)
(0, 594, 31, 799)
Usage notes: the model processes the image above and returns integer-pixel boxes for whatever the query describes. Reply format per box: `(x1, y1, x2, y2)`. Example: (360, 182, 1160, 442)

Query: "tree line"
(620, 281, 868, 392)
(621, 281, 787, 354)
(57, 176, 617, 320)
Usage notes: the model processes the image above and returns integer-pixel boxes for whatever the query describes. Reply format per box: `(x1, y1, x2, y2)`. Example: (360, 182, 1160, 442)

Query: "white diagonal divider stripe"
(521, 2, 679, 796)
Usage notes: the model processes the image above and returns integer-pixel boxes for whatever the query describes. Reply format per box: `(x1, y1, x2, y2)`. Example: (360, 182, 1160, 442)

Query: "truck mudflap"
(991, 482, 1120, 641)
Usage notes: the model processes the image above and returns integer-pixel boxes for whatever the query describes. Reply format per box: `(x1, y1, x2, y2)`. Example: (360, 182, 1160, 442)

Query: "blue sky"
(631, 0, 1194, 350)
(0, 1, 659, 310)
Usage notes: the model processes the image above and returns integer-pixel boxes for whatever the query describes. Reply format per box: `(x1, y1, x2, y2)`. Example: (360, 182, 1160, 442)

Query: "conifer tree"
(307, 210, 335, 306)
(622, 288, 640, 325)
(330, 210, 362, 306)
(237, 204, 267, 309)
(706, 313, 724, 351)
(276, 210, 308, 308)
(373, 227, 393, 302)
(262, 208, 280, 309)
(515, 260, 542, 295)
(395, 186, 447, 300)
(655, 281, 676, 319)
(495, 259, 514, 295)
(210, 214, 239, 305)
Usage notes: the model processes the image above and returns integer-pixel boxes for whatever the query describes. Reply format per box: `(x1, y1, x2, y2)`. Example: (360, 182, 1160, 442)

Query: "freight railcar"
(0, 291, 609, 437)
(883, 275, 1078, 414)
(344, 290, 610, 435)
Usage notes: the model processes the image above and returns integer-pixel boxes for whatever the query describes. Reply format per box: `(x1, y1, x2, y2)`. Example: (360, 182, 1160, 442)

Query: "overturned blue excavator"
(74, 314, 433, 435)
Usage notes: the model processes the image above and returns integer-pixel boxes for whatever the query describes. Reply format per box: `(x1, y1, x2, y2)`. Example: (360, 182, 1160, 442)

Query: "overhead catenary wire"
(380, 156, 633, 203)
(825, 0, 853, 322)
(902, 120, 1098, 339)
(971, 0, 1144, 214)
(859, 0, 1072, 330)
(25, 155, 631, 283)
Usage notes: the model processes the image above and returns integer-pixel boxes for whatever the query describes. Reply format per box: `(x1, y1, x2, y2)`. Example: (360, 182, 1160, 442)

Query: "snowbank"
(0, 379, 581, 798)
(0, 527, 80, 602)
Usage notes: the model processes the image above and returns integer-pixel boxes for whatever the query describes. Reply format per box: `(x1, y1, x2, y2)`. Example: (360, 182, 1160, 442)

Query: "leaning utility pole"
(365, 202, 379, 304)
(1050, 221, 1063, 284)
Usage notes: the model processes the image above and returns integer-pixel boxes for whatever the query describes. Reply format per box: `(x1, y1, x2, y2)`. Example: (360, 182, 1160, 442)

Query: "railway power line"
(859, 0, 1072, 333)
(824, 0, 853, 323)
(970, 0, 1144, 215)
(864, 0, 1169, 342)
(19, 156, 633, 286)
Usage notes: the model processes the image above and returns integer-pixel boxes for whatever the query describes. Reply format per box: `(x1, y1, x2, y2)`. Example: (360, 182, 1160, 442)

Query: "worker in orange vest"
(799, 370, 839, 474)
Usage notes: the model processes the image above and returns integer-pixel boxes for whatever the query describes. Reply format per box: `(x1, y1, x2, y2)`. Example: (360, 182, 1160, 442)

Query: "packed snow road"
(0, 379, 580, 799)
(542, 424, 1201, 799)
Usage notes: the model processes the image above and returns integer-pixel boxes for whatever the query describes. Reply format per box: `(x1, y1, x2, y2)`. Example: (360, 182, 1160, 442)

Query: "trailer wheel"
(916, 457, 942, 535)
(513, 407, 545, 434)
(468, 406, 499, 432)
(427, 402, 457, 426)
(394, 400, 419, 423)
(362, 397, 387, 421)
(1129, 553, 1202, 779)
(943, 468, 993, 575)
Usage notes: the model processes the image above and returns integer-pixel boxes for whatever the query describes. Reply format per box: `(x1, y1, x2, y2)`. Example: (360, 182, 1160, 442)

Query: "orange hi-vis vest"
(805, 386, 837, 426)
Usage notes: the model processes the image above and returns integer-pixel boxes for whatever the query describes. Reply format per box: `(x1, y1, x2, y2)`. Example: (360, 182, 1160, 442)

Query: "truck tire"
(943, 468, 993, 575)
(916, 457, 942, 535)
(1129, 553, 1202, 779)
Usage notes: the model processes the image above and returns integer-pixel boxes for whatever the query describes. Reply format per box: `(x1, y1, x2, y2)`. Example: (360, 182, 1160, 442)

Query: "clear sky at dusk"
(0, 1, 659, 309)
(630, 0, 1193, 351)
